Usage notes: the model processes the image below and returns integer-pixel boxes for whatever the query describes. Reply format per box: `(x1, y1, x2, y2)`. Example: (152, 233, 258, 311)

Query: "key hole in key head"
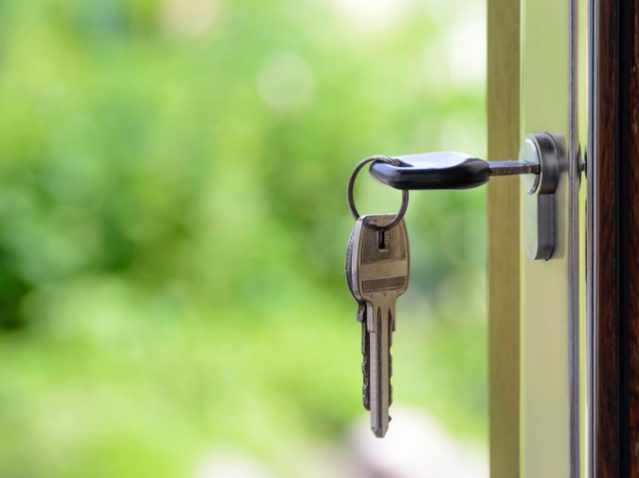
(378, 230, 388, 250)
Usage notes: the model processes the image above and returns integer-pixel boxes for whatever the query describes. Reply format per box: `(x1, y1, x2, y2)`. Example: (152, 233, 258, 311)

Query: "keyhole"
(378, 230, 388, 250)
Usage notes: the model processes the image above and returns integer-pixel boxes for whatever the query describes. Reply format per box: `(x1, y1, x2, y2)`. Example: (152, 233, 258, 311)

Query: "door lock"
(368, 132, 565, 260)
(518, 133, 562, 260)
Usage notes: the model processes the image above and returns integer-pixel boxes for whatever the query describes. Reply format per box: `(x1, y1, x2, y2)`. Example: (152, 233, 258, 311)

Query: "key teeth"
(362, 356, 370, 410)
(361, 320, 370, 410)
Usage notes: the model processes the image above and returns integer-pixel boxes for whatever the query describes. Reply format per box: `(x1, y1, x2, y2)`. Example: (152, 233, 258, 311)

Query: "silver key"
(346, 230, 371, 410)
(346, 214, 409, 438)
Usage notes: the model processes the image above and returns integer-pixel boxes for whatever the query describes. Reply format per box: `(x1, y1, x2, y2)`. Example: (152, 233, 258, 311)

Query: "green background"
(0, 0, 487, 476)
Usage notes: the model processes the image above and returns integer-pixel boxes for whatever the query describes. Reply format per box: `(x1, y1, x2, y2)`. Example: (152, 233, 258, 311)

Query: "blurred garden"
(0, 0, 487, 476)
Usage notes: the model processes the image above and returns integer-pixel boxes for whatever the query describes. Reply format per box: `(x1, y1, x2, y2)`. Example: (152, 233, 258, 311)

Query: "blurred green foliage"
(0, 0, 487, 476)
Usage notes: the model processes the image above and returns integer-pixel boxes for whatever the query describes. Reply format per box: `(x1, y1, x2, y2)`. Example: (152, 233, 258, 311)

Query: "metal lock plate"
(519, 132, 563, 260)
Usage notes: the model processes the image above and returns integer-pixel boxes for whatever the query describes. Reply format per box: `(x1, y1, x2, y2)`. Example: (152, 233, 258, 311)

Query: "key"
(368, 151, 539, 190)
(346, 214, 409, 438)
(346, 228, 371, 411)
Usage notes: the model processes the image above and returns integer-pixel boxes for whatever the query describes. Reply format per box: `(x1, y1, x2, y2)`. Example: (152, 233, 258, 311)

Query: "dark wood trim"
(591, 0, 639, 475)
(591, 0, 618, 473)
(623, 0, 639, 471)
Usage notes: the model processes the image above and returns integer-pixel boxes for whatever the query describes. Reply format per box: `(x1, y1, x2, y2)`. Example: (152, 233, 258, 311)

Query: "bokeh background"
(0, 0, 487, 476)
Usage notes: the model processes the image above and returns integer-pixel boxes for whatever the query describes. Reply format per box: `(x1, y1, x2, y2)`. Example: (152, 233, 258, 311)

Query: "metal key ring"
(347, 156, 409, 230)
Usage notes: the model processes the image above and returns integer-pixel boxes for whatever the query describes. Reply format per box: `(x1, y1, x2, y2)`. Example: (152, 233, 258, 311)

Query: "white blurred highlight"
(448, 8, 486, 88)
(350, 407, 487, 478)
(331, 0, 412, 30)
(160, 0, 220, 39)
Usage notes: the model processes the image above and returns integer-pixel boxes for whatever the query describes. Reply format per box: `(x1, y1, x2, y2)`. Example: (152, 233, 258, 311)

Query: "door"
(488, 0, 586, 476)
(490, 0, 639, 477)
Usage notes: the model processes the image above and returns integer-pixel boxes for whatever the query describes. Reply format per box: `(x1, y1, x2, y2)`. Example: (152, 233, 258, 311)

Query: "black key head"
(369, 152, 491, 190)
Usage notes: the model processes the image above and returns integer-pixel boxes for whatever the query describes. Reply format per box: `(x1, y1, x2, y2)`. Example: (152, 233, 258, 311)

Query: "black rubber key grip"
(369, 152, 491, 190)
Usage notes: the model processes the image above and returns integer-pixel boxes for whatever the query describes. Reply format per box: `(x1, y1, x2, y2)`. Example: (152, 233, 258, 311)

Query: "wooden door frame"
(590, 0, 639, 475)
(488, 0, 583, 474)
(487, 0, 521, 475)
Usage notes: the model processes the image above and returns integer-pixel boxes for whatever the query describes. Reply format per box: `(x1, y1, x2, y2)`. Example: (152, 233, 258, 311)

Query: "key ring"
(347, 156, 409, 230)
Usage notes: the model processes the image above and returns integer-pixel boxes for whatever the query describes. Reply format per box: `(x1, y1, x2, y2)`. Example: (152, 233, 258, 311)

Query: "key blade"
(347, 222, 375, 415)
(368, 301, 393, 438)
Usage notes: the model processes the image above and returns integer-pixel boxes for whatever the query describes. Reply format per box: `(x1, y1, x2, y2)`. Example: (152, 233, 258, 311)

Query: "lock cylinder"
(367, 131, 567, 260)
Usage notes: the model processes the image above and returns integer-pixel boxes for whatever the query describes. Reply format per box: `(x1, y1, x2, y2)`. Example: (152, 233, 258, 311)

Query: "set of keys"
(345, 152, 541, 438)
(345, 156, 410, 438)
(345, 213, 409, 438)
